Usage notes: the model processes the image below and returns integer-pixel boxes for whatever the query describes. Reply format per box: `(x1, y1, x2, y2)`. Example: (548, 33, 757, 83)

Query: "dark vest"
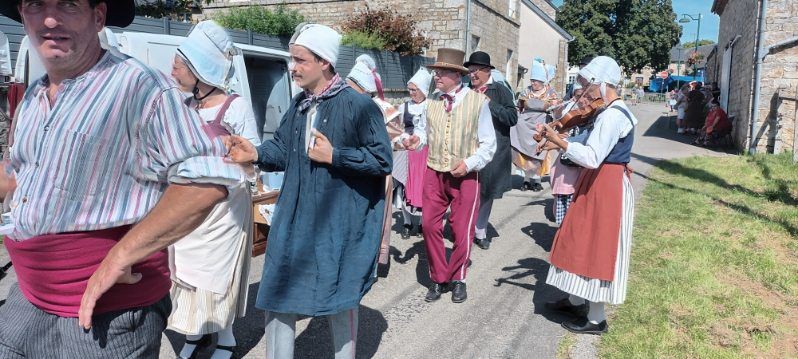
(604, 105, 635, 164)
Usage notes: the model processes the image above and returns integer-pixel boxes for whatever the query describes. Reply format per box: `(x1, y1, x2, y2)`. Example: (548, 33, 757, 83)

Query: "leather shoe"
(562, 317, 608, 335)
(401, 224, 412, 239)
(451, 281, 467, 303)
(545, 298, 588, 317)
(474, 237, 491, 250)
(425, 283, 445, 302)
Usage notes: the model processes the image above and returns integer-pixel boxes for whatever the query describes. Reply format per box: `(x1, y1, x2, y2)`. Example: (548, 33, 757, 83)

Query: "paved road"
(0, 101, 733, 358)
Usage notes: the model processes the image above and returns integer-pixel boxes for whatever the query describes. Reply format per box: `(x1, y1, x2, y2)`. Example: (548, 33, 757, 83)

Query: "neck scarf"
(298, 74, 349, 113)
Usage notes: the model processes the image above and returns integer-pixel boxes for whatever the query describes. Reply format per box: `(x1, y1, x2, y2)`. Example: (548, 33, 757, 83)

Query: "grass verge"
(557, 332, 577, 359)
(600, 153, 798, 358)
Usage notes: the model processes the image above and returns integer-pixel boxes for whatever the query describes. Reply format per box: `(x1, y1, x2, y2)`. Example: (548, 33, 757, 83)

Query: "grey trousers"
(0, 284, 170, 358)
(475, 197, 494, 240)
(265, 308, 359, 359)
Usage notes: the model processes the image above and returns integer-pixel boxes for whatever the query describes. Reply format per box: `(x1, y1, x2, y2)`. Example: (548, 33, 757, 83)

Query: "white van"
(13, 30, 297, 141)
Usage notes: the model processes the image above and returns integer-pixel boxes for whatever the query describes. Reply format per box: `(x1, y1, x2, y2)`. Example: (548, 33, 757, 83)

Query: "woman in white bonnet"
(168, 20, 261, 359)
(393, 67, 432, 239)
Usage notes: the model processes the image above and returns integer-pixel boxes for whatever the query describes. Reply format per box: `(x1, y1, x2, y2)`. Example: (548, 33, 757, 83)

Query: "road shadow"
(642, 115, 738, 155)
(520, 221, 558, 252)
(493, 257, 575, 324)
(294, 305, 388, 359)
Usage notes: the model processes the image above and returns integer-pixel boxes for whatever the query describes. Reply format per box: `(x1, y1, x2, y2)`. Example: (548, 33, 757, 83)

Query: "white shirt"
(420, 85, 497, 172)
(395, 99, 428, 148)
(565, 101, 638, 169)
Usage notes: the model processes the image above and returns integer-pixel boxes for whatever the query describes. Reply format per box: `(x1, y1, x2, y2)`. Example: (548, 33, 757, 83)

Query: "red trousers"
(422, 168, 480, 283)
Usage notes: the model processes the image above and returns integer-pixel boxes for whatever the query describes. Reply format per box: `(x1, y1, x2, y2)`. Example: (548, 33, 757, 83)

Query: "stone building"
(203, 0, 522, 85)
(707, 0, 797, 154)
(516, 0, 572, 95)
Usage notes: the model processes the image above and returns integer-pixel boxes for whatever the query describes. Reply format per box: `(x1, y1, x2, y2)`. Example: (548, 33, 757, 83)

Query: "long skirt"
(545, 174, 634, 305)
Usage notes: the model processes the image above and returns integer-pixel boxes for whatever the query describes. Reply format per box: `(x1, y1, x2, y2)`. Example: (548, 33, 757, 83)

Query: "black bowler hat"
(463, 51, 495, 69)
(1, 0, 136, 27)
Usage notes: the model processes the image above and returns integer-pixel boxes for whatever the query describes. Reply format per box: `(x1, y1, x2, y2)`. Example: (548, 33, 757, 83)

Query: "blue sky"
(549, 0, 720, 45)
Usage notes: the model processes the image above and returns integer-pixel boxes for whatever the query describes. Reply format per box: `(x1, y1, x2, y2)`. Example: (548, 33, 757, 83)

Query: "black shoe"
(451, 281, 467, 303)
(522, 181, 532, 191)
(545, 298, 588, 317)
(415, 224, 423, 237)
(474, 237, 491, 250)
(401, 224, 412, 239)
(531, 182, 544, 192)
(425, 283, 445, 302)
(562, 317, 608, 335)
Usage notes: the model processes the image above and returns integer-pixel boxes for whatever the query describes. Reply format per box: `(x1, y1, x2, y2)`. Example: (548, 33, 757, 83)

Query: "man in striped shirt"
(0, 1, 243, 357)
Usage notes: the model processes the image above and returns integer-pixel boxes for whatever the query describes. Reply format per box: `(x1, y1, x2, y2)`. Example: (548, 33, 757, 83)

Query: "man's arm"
(79, 183, 226, 329)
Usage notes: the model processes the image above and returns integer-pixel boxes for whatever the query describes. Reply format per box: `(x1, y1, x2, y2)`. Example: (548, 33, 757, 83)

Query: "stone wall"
(468, 0, 520, 84)
(755, 0, 798, 153)
(203, 0, 521, 84)
(715, 0, 759, 150)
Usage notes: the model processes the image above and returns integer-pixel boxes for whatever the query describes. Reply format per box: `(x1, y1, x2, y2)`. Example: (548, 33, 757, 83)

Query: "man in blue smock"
(224, 23, 392, 358)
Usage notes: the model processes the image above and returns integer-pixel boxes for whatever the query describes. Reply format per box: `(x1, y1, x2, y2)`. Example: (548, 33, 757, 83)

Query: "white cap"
(178, 20, 238, 89)
(529, 58, 557, 85)
(290, 23, 342, 68)
(577, 56, 622, 86)
(408, 67, 432, 97)
(347, 54, 380, 95)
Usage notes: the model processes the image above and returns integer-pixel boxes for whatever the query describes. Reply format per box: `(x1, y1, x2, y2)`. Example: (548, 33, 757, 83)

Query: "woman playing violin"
(538, 56, 638, 336)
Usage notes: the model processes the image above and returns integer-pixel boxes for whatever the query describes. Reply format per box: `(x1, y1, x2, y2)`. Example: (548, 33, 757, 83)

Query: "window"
(471, 35, 480, 52)
(505, 49, 514, 80)
(508, 0, 518, 17)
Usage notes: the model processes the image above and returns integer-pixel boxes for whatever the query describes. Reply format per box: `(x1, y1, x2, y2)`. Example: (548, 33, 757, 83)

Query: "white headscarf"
(290, 23, 342, 68)
(347, 54, 384, 99)
(530, 58, 547, 83)
(577, 56, 622, 98)
(408, 67, 432, 97)
(177, 20, 238, 90)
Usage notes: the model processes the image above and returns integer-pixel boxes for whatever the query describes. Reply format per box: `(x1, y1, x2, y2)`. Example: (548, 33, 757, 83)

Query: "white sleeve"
(414, 106, 428, 149)
(464, 100, 496, 172)
(223, 98, 262, 147)
(564, 110, 628, 169)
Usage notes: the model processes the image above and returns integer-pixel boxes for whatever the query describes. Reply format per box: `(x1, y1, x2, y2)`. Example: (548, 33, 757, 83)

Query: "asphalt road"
(0, 101, 733, 358)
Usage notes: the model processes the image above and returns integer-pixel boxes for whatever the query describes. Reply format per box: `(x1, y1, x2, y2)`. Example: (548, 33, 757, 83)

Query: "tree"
(556, 0, 681, 73)
(682, 39, 715, 48)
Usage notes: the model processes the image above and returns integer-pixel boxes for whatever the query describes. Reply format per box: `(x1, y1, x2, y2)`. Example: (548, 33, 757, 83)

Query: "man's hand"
(308, 129, 334, 164)
(0, 162, 16, 198)
(224, 135, 258, 164)
(79, 253, 142, 330)
(402, 135, 420, 151)
(450, 160, 468, 178)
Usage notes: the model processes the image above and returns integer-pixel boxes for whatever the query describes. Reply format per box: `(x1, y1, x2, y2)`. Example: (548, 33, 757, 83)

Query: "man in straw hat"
(407, 48, 496, 303)
(0, 0, 245, 357)
(224, 23, 392, 358)
(464, 51, 518, 251)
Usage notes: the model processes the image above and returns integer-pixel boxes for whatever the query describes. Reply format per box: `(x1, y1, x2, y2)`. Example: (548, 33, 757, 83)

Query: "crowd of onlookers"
(669, 81, 732, 147)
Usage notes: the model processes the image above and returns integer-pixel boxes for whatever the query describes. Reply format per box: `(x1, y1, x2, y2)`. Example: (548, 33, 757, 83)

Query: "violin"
(533, 97, 605, 141)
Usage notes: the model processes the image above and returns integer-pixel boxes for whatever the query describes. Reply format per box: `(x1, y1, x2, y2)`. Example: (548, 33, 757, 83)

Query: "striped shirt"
(9, 52, 245, 241)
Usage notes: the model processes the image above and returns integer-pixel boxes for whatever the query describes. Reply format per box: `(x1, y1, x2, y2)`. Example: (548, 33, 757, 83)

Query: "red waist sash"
(4, 226, 171, 317)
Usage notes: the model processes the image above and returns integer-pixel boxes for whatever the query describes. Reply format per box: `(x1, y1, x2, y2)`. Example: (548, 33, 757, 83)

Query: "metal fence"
(1, 16, 431, 90)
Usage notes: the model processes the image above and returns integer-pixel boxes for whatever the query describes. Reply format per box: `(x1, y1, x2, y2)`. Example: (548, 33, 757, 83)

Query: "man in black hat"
(464, 51, 518, 250)
(0, 1, 240, 357)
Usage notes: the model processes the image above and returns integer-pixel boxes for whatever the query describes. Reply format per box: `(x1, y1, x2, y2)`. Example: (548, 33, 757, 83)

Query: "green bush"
(214, 5, 305, 37)
(341, 31, 387, 51)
